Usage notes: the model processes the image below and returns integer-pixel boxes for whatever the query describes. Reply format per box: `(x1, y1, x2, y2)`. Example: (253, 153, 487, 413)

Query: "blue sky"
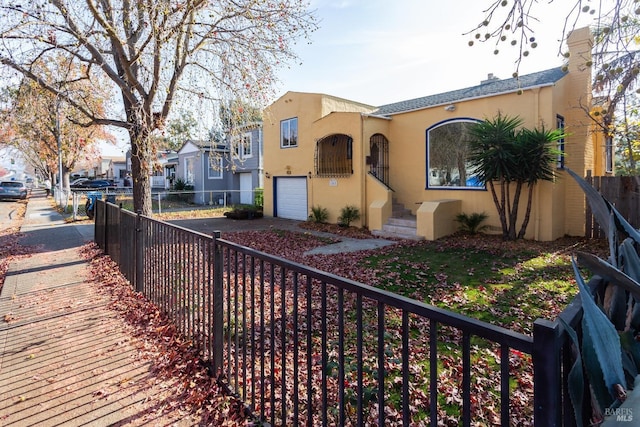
(273, 0, 601, 106)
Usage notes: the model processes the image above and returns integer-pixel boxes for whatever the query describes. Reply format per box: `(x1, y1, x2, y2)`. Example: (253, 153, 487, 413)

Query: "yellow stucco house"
(262, 27, 611, 241)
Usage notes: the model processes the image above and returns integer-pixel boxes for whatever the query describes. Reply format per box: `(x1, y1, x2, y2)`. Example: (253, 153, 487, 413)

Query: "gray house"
(176, 123, 263, 205)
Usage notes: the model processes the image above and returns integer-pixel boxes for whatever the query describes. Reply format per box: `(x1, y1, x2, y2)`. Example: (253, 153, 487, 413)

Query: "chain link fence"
(70, 188, 263, 219)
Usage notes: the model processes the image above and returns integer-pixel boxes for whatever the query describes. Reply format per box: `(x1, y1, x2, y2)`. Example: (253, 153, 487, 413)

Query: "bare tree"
(0, 1, 317, 215)
(6, 56, 113, 189)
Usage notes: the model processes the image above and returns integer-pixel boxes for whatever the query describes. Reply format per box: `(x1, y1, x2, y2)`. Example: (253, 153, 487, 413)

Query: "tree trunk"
(129, 128, 153, 216)
(518, 183, 535, 239)
(507, 181, 523, 240)
(488, 180, 509, 239)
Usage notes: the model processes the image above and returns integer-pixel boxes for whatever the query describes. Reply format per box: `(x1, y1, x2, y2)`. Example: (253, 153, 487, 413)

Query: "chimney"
(481, 73, 500, 85)
(566, 26, 593, 75)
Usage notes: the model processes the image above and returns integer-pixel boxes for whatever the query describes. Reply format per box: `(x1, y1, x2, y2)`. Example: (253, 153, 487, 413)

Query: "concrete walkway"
(0, 191, 396, 426)
(169, 217, 397, 256)
(0, 190, 201, 426)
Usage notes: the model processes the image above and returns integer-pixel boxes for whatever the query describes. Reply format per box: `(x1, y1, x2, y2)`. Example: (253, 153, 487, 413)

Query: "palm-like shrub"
(308, 205, 329, 223)
(338, 205, 360, 227)
(455, 212, 489, 234)
(467, 114, 562, 240)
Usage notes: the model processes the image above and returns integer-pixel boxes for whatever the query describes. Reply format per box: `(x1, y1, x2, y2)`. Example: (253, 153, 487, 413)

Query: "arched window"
(315, 134, 353, 176)
(426, 119, 484, 189)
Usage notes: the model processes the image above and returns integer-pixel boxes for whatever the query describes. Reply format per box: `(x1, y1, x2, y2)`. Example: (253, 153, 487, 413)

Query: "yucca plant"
(308, 205, 329, 223)
(338, 205, 360, 227)
(455, 212, 489, 234)
(564, 168, 640, 425)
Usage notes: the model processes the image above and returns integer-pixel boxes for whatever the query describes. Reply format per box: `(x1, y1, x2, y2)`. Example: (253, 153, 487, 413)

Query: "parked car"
(0, 181, 29, 200)
(73, 179, 116, 190)
(70, 178, 90, 188)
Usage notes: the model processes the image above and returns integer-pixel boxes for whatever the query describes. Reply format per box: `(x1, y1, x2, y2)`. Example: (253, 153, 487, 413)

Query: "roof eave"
(381, 81, 558, 116)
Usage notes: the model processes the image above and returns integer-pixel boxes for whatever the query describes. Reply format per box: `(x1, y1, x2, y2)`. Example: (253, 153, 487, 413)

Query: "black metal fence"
(94, 200, 583, 426)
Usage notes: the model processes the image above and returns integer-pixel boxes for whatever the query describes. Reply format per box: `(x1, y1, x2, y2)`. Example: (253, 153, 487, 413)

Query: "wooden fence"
(585, 175, 640, 238)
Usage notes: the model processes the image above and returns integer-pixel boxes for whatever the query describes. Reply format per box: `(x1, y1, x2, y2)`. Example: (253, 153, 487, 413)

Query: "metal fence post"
(135, 211, 144, 293)
(94, 198, 99, 248)
(212, 231, 223, 376)
(103, 200, 109, 255)
(533, 318, 561, 426)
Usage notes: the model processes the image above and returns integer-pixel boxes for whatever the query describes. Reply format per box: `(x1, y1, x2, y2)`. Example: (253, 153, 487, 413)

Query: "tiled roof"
(373, 67, 567, 116)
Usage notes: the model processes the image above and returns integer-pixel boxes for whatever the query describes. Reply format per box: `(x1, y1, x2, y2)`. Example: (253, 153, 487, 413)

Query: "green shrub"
(308, 205, 329, 223)
(338, 205, 360, 227)
(172, 177, 188, 191)
(455, 212, 489, 234)
(170, 178, 194, 202)
(254, 188, 264, 208)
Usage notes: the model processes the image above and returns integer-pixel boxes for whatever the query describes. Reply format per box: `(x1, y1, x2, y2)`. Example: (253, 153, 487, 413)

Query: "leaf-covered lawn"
(218, 229, 606, 425)
(225, 230, 601, 332)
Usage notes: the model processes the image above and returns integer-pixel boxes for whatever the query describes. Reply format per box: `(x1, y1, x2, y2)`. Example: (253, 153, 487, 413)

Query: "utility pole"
(55, 97, 63, 205)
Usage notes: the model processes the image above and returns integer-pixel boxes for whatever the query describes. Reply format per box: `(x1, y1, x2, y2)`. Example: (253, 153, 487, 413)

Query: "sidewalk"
(0, 190, 201, 426)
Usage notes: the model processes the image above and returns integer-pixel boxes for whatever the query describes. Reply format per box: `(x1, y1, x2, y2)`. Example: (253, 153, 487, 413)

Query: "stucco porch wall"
(366, 174, 393, 231)
(416, 199, 461, 240)
(308, 112, 367, 226)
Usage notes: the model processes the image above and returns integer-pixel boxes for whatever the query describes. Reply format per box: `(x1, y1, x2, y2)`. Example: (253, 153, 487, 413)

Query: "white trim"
(207, 155, 224, 180)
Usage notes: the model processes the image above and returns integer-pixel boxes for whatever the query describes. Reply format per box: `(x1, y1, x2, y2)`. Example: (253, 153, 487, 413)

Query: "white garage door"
(275, 177, 308, 220)
(239, 173, 253, 204)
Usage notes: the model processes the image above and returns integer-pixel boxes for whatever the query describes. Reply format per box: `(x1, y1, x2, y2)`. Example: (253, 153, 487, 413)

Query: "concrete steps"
(372, 202, 424, 240)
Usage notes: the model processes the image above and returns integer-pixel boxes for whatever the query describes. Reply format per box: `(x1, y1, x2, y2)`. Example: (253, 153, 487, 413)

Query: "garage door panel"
(275, 177, 307, 220)
(240, 173, 252, 204)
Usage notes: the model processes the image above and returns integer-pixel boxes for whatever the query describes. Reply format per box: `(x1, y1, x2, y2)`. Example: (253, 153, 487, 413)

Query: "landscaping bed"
(298, 221, 373, 239)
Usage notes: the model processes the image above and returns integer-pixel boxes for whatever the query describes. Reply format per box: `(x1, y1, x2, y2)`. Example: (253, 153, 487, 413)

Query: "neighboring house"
(262, 27, 610, 241)
(90, 158, 112, 178)
(176, 123, 263, 205)
(107, 157, 127, 186)
(124, 149, 178, 190)
(80, 156, 126, 182)
(230, 122, 264, 204)
(152, 150, 178, 190)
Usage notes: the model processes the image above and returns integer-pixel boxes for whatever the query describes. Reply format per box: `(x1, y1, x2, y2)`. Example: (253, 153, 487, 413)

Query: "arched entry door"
(369, 134, 389, 186)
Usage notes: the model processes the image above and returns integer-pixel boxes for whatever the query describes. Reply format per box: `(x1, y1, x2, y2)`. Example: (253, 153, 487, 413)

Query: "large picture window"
(281, 117, 298, 148)
(427, 120, 483, 189)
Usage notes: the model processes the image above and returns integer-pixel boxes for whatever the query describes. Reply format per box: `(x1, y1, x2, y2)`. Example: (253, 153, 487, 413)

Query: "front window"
(427, 120, 483, 189)
(233, 133, 252, 159)
(185, 156, 195, 184)
(556, 115, 565, 169)
(281, 117, 298, 148)
(208, 153, 223, 179)
(315, 134, 353, 176)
